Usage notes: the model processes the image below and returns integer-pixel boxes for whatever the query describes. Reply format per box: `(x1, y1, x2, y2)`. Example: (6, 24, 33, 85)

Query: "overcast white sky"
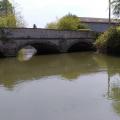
(11, 0, 109, 28)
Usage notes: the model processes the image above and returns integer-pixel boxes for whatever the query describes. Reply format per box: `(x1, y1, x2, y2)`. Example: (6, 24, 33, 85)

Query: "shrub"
(57, 13, 87, 30)
(46, 13, 88, 30)
(95, 27, 120, 55)
(45, 22, 58, 29)
(0, 14, 16, 27)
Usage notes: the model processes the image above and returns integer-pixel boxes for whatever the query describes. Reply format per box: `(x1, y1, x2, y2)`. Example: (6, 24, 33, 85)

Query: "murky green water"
(1, 52, 120, 120)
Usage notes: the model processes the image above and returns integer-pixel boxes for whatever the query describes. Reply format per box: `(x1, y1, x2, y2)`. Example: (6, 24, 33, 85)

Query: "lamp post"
(109, 0, 111, 25)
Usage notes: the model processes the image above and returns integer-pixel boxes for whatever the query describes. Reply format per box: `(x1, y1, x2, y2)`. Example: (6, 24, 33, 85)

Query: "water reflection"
(0, 52, 100, 89)
(95, 55, 120, 116)
(107, 75, 120, 115)
(1, 52, 120, 89)
(1, 52, 120, 119)
(18, 45, 37, 61)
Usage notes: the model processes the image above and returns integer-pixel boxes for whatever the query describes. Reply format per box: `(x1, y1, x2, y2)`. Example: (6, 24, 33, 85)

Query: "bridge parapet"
(0, 28, 96, 57)
(0, 28, 95, 40)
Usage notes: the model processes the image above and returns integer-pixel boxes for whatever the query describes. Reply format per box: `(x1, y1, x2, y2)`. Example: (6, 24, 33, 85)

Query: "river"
(0, 52, 120, 120)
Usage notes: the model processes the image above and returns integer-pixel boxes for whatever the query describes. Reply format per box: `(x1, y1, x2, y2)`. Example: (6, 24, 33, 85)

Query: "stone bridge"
(0, 28, 95, 57)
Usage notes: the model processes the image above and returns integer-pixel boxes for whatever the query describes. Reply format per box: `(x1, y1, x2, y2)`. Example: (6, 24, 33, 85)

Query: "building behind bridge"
(80, 17, 119, 32)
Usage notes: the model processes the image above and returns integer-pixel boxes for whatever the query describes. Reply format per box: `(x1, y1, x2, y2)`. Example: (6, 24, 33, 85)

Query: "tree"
(46, 22, 58, 29)
(0, 0, 25, 27)
(0, 14, 16, 27)
(46, 13, 88, 30)
(111, 0, 120, 18)
(0, 0, 13, 16)
(57, 13, 87, 30)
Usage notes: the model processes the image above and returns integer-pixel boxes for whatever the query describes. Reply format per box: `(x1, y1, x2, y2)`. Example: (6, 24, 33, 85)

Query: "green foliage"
(0, 14, 16, 27)
(0, 0, 25, 27)
(94, 32, 102, 40)
(46, 13, 88, 30)
(0, 0, 13, 15)
(95, 27, 120, 54)
(46, 22, 58, 29)
(57, 13, 86, 30)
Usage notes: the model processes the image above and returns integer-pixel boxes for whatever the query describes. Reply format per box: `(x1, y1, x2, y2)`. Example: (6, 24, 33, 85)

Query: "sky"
(11, 0, 109, 28)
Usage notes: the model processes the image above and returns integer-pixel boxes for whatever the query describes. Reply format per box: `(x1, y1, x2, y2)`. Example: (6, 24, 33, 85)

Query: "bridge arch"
(17, 41, 60, 55)
(0, 47, 4, 57)
(0, 51, 4, 57)
(67, 40, 93, 52)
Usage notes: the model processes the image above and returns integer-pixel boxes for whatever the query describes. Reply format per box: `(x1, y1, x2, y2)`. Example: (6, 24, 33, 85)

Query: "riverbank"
(95, 27, 120, 55)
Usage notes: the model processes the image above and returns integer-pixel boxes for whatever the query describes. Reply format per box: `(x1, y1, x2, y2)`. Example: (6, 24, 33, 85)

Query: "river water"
(0, 52, 120, 120)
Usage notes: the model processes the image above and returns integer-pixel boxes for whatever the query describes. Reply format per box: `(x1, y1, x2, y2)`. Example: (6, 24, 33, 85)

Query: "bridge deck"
(0, 28, 95, 39)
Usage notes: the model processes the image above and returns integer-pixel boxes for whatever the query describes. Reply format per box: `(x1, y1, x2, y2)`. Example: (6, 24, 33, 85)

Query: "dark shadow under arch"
(19, 42, 60, 55)
(68, 42, 94, 52)
(0, 51, 4, 58)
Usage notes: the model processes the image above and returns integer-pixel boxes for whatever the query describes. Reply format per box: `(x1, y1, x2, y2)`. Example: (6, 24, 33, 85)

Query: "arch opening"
(0, 51, 4, 58)
(68, 42, 93, 52)
(18, 43, 60, 56)
(32, 43, 60, 55)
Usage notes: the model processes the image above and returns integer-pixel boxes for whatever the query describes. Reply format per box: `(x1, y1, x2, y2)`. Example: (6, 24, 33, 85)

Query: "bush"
(46, 13, 88, 30)
(57, 13, 87, 30)
(95, 27, 120, 54)
(0, 14, 16, 27)
(46, 22, 58, 29)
